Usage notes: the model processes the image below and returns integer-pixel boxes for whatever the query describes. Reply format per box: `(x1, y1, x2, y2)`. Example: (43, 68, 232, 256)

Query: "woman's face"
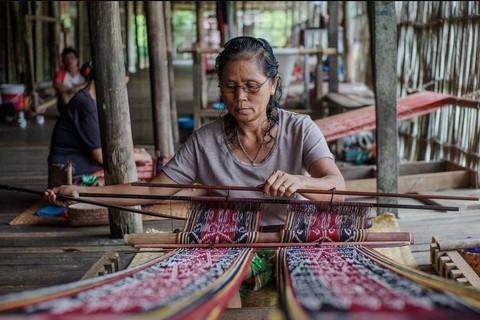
(220, 59, 277, 125)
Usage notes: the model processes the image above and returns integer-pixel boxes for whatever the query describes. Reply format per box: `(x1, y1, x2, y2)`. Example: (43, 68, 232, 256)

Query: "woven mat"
(241, 282, 279, 308)
(9, 201, 68, 225)
(370, 212, 418, 269)
(9, 201, 190, 225)
(127, 248, 165, 268)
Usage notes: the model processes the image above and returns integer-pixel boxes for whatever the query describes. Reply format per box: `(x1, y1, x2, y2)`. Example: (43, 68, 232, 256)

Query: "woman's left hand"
(262, 170, 299, 197)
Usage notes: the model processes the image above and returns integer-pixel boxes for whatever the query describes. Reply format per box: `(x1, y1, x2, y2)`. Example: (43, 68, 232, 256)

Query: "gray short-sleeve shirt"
(162, 109, 333, 226)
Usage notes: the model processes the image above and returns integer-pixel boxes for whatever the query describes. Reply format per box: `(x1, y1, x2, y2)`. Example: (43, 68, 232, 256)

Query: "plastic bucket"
(1, 84, 25, 111)
(273, 48, 298, 90)
(272, 48, 298, 105)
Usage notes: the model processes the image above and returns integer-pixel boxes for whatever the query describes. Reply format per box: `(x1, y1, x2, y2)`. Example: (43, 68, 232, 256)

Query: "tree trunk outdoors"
(87, 1, 143, 237)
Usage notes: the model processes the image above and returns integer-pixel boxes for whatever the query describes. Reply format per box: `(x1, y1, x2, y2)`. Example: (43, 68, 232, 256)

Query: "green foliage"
(172, 10, 196, 51)
(255, 11, 292, 47)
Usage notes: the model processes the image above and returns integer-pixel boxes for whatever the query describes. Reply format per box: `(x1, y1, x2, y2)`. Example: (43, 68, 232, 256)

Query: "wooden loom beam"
(132, 241, 413, 249)
(124, 231, 414, 246)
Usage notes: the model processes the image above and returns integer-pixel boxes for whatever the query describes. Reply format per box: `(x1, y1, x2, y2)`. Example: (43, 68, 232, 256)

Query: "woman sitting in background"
(48, 61, 104, 187)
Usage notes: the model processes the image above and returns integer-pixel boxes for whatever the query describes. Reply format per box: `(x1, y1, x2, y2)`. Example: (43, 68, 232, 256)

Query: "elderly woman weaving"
(45, 36, 346, 299)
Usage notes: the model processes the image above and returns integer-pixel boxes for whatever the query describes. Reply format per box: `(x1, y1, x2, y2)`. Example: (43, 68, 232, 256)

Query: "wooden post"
(193, 1, 207, 129)
(87, 1, 143, 237)
(34, 2, 43, 86)
(77, 1, 91, 63)
(163, 1, 179, 147)
(226, 1, 235, 40)
(327, 1, 339, 94)
(145, 1, 174, 157)
(24, 13, 38, 111)
(125, 1, 136, 73)
(368, 1, 398, 216)
(342, 1, 351, 83)
(133, 2, 142, 69)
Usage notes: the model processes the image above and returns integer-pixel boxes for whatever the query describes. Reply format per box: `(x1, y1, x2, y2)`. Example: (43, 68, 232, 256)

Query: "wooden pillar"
(327, 1, 339, 94)
(77, 1, 91, 63)
(87, 1, 143, 237)
(24, 12, 38, 111)
(125, 1, 136, 73)
(133, 2, 142, 69)
(164, 1, 179, 147)
(368, 1, 398, 216)
(342, 1, 351, 83)
(193, 1, 207, 129)
(34, 2, 43, 85)
(226, 1, 235, 40)
(145, 1, 174, 158)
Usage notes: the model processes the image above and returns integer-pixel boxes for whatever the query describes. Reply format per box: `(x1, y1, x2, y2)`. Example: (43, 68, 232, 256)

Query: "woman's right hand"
(43, 185, 80, 207)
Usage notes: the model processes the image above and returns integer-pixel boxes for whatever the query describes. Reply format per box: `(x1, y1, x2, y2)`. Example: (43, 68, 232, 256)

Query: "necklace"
(237, 135, 266, 165)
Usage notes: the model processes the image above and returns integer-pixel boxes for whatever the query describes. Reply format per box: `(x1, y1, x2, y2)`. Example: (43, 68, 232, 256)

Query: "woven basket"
(460, 248, 480, 276)
(68, 203, 109, 226)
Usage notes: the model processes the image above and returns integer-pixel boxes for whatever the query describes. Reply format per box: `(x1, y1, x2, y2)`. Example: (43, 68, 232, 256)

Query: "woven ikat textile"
(276, 246, 480, 320)
(0, 201, 263, 319)
(281, 202, 371, 242)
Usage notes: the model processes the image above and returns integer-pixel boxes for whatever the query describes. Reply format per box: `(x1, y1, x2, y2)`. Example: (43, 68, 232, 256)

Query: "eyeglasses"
(219, 78, 270, 94)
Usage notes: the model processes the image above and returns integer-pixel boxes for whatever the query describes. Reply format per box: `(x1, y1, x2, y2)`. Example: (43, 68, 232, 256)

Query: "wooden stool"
(48, 162, 73, 188)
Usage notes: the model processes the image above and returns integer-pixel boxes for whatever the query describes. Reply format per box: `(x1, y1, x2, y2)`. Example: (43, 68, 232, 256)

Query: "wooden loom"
(0, 185, 480, 319)
(430, 236, 480, 289)
(72, 182, 478, 248)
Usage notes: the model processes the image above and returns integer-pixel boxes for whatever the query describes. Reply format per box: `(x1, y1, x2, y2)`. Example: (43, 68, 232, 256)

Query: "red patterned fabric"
(315, 91, 453, 142)
(0, 201, 263, 319)
(0, 248, 254, 319)
(276, 246, 480, 319)
(281, 202, 371, 243)
(178, 201, 262, 244)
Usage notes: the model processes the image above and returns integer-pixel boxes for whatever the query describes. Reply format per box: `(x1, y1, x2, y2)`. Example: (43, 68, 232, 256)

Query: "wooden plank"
(0, 285, 47, 295)
(325, 92, 364, 109)
(0, 246, 135, 253)
(346, 170, 471, 193)
(0, 269, 86, 285)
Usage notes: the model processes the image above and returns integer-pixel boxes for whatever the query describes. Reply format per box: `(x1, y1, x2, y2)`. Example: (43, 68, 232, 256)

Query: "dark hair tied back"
(215, 36, 283, 147)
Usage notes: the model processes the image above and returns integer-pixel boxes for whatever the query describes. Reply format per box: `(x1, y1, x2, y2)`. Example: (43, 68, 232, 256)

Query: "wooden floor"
(0, 66, 479, 301)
